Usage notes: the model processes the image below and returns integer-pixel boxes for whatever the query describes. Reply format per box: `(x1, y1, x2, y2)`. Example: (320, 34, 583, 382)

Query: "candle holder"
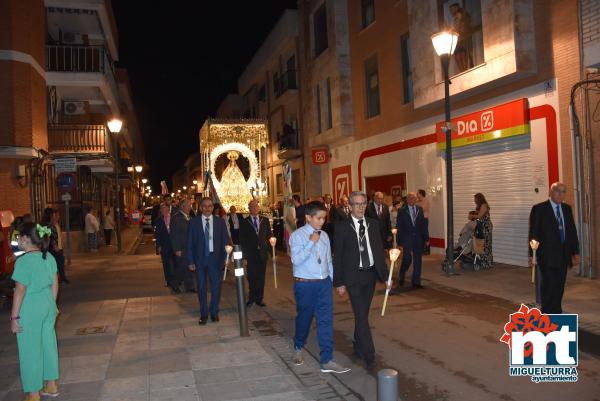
(529, 239, 539, 284)
(269, 236, 278, 288)
(223, 244, 234, 281)
(382, 247, 402, 317)
(391, 228, 398, 248)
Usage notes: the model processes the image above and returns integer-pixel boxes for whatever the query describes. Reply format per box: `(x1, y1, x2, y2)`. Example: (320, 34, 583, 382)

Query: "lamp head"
(107, 118, 123, 134)
(269, 237, 277, 247)
(225, 244, 233, 254)
(193, 179, 198, 185)
(529, 239, 539, 251)
(391, 228, 398, 235)
(389, 247, 402, 262)
(431, 30, 459, 57)
(183, 186, 187, 190)
(135, 165, 143, 173)
(141, 178, 148, 184)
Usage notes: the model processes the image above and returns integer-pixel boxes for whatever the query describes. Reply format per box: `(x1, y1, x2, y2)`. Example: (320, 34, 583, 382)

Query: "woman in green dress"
(10, 222, 60, 401)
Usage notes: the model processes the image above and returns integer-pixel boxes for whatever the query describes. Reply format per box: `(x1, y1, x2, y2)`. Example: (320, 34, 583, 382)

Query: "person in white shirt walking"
(103, 209, 115, 246)
(85, 207, 100, 252)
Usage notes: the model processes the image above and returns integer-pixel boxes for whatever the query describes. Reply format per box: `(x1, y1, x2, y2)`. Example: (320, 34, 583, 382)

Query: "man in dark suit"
(155, 204, 177, 292)
(170, 199, 195, 293)
(334, 191, 389, 373)
(396, 192, 429, 289)
(529, 182, 580, 314)
(332, 195, 351, 223)
(226, 205, 242, 245)
(365, 191, 392, 249)
(239, 199, 273, 307)
(293, 194, 306, 228)
(186, 197, 230, 324)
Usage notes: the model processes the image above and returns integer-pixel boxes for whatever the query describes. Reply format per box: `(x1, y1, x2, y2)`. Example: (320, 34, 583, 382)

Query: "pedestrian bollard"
(233, 244, 250, 337)
(378, 369, 399, 401)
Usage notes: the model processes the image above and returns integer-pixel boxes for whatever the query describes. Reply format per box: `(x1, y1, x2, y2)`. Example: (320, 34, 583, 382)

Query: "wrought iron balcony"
(48, 124, 112, 154)
(275, 69, 297, 98)
(46, 45, 115, 75)
(277, 124, 301, 159)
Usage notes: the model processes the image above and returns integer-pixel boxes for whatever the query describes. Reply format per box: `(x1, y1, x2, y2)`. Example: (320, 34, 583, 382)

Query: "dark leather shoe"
(256, 301, 266, 307)
(412, 284, 424, 289)
(210, 314, 219, 322)
(246, 301, 253, 307)
(198, 317, 208, 325)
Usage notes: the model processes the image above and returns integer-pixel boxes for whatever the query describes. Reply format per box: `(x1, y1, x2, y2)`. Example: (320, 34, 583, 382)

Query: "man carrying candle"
(290, 201, 350, 374)
(333, 191, 389, 373)
(528, 182, 580, 314)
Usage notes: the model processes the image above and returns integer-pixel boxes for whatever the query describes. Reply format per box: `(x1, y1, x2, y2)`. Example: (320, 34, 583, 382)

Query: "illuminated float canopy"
(199, 119, 269, 212)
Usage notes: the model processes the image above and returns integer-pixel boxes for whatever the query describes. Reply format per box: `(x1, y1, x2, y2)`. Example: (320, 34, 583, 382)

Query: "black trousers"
(174, 254, 196, 291)
(247, 255, 267, 303)
(104, 229, 113, 245)
(347, 275, 377, 364)
(231, 229, 240, 245)
(540, 263, 568, 314)
(160, 251, 176, 286)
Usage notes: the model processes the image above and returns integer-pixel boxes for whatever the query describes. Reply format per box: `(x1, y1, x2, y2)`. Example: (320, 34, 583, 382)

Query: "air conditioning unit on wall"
(63, 101, 86, 115)
(62, 32, 85, 45)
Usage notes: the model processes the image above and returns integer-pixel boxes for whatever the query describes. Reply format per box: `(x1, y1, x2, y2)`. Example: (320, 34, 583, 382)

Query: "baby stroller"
(442, 214, 483, 271)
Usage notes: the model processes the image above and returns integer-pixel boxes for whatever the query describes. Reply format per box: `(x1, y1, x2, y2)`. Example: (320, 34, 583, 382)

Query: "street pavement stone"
(0, 239, 360, 401)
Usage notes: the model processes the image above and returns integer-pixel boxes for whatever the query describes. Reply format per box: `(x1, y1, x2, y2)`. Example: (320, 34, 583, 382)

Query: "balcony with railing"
(275, 69, 297, 98)
(277, 124, 301, 159)
(45, 45, 119, 109)
(48, 124, 112, 154)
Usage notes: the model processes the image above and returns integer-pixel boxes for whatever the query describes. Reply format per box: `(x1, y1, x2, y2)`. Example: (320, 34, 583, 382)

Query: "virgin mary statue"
(219, 151, 253, 211)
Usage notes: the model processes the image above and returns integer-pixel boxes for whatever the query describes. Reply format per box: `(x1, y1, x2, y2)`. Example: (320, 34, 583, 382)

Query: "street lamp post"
(108, 118, 123, 253)
(431, 30, 458, 276)
(135, 165, 143, 207)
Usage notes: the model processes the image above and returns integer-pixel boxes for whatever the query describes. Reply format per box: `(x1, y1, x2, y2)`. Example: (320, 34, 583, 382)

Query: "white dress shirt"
(230, 213, 239, 229)
(201, 214, 214, 252)
(350, 215, 374, 267)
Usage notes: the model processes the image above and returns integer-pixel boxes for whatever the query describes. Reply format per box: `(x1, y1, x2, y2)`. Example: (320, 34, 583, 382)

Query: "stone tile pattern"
(0, 290, 360, 401)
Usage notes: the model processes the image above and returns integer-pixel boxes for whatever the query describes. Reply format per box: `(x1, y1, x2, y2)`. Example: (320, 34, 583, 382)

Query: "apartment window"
(400, 33, 413, 104)
(292, 169, 301, 193)
(286, 55, 297, 89)
(272, 72, 280, 97)
(324, 78, 333, 129)
(315, 84, 322, 134)
(258, 85, 266, 102)
(276, 173, 283, 195)
(364, 55, 380, 118)
(361, 0, 375, 28)
(313, 3, 328, 57)
(438, 0, 484, 75)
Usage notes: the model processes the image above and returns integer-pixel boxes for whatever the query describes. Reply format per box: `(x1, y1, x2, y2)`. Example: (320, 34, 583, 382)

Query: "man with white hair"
(529, 182, 580, 314)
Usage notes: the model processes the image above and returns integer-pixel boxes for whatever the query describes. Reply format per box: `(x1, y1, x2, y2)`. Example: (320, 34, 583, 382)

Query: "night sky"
(112, 1, 298, 191)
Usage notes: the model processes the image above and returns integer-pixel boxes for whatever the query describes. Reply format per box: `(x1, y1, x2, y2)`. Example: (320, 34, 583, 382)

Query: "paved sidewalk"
(0, 252, 361, 401)
(419, 254, 600, 336)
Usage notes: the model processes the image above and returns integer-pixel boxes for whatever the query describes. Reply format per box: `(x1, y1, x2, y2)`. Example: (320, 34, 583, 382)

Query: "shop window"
(325, 78, 333, 129)
(400, 33, 413, 104)
(361, 0, 375, 29)
(315, 84, 322, 134)
(313, 3, 328, 57)
(364, 55, 380, 118)
(438, 0, 484, 75)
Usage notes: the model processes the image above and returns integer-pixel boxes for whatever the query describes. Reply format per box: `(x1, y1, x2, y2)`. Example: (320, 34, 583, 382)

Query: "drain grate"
(75, 325, 108, 335)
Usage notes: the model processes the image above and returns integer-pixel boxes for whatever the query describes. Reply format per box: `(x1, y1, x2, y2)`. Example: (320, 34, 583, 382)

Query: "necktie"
(556, 205, 565, 243)
(253, 217, 259, 234)
(204, 217, 210, 254)
(165, 214, 170, 232)
(410, 207, 416, 225)
(377, 205, 382, 217)
(358, 219, 370, 269)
